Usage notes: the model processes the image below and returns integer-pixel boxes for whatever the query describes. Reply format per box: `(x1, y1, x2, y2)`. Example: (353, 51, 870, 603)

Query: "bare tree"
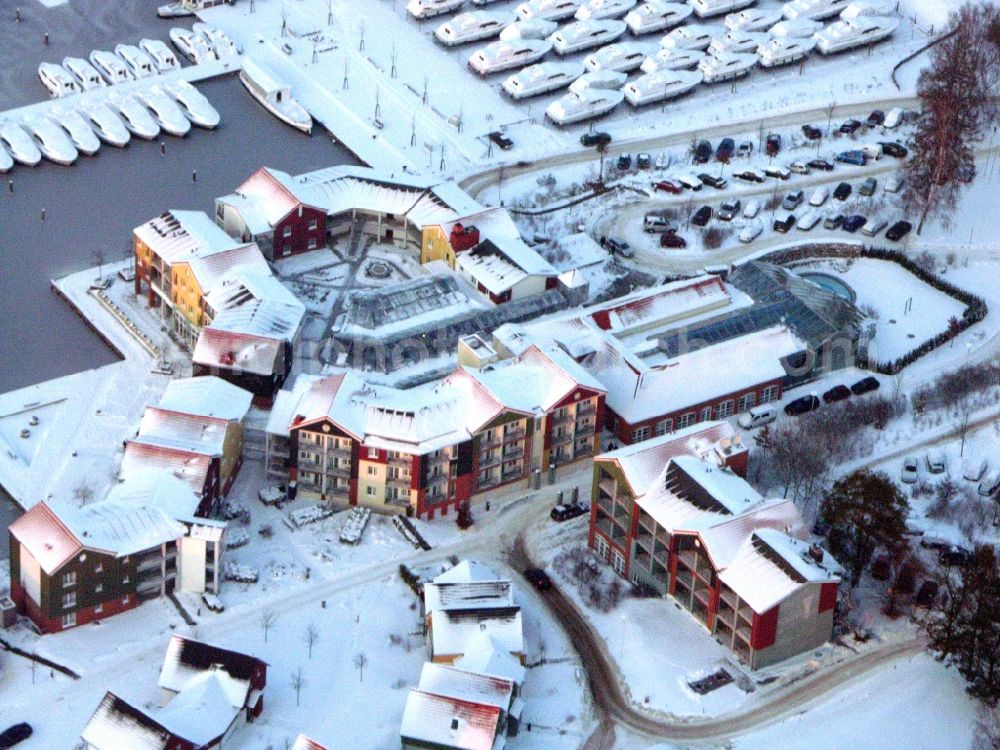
(756, 120, 766, 152)
(957, 402, 974, 456)
(72, 483, 95, 508)
(304, 623, 320, 659)
(91, 249, 106, 282)
(354, 651, 368, 683)
(825, 100, 836, 136)
(259, 609, 278, 644)
(290, 667, 305, 706)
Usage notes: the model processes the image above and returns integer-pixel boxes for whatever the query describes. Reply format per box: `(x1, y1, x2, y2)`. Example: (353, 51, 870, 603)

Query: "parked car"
(824, 214, 845, 230)
(773, 212, 796, 233)
(580, 131, 612, 147)
(715, 137, 735, 162)
(915, 579, 939, 608)
(551, 501, 589, 521)
(765, 133, 781, 156)
(962, 459, 988, 483)
(978, 469, 1000, 497)
(861, 218, 887, 237)
(807, 157, 834, 171)
(833, 181, 852, 200)
(860, 143, 882, 161)
(692, 205, 712, 226)
(524, 568, 552, 590)
(835, 150, 866, 166)
(809, 187, 829, 207)
(694, 139, 712, 163)
(784, 394, 820, 416)
(674, 173, 703, 191)
(850, 376, 880, 395)
(763, 164, 791, 180)
(801, 123, 822, 140)
(737, 140, 753, 157)
(698, 173, 728, 189)
(734, 168, 765, 183)
(258, 485, 287, 506)
(797, 210, 821, 231)
(789, 160, 810, 175)
(839, 118, 862, 134)
(601, 236, 634, 257)
(737, 404, 778, 429)
(925, 450, 946, 474)
(867, 109, 885, 127)
(822, 384, 852, 403)
(636, 152, 652, 169)
(859, 176, 877, 196)
(939, 546, 973, 567)
(0, 724, 32, 750)
(842, 214, 866, 233)
(488, 130, 514, 150)
(742, 199, 761, 218)
(884, 175, 904, 193)
(718, 199, 741, 221)
(660, 230, 687, 248)
(880, 141, 907, 158)
(871, 553, 892, 581)
(616, 152, 632, 170)
(900, 456, 919, 484)
(654, 178, 683, 194)
(781, 190, 804, 210)
(738, 221, 762, 243)
(643, 215, 676, 233)
(883, 106, 903, 128)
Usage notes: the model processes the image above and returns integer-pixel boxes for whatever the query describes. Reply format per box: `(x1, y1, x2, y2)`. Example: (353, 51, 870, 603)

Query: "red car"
(660, 231, 687, 249)
(654, 179, 683, 194)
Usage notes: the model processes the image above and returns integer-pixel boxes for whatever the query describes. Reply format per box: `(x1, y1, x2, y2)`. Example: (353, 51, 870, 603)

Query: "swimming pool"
(800, 272, 857, 303)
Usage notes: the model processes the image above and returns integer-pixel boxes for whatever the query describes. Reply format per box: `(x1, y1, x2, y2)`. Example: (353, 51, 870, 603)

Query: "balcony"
(298, 457, 322, 472)
(388, 476, 412, 490)
(388, 455, 410, 467)
(597, 493, 614, 515)
(599, 477, 616, 498)
(326, 446, 352, 459)
(501, 466, 524, 482)
(502, 427, 525, 443)
(479, 435, 502, 450)
(573, 445, 594, 460)
(329, 485, 350, 498)
(551, 432, 573, 446)
(550, 412, 572, 426)
(502, 446, 523, 460)
(577, 402, 596, 416)
(326, 464, 351, 479)
(479, 452, 502, 469)
(575, 423, 595, 438)
(633, 549, 651, 571)
(595, 516, 614, 540)
(720, 587, 739, 610)
(428, 453, 450, 466)
(427, 472, 449, 486)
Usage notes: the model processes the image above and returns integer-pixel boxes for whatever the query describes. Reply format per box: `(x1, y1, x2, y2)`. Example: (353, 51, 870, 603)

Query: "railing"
(501, 467, 524, 482)
(575, 424, 595, 438)
(388, 476, 412, 489)
(503, 427, 525, 442)
(427, 472, 449, 485)
(428, 453, 450, 466)
(599, 477, 615, 497)
(577, 402, 596, 416)
(479, 452, 501, 469)
(503, 446, 523, 460)
(597, 494, 614, 515)
(551, 432, 573, 446)
(326, 446, 352, 459)
(326, 465, 351, 478)
(388, 455, 410, 467)
(550, 412, 572, 426)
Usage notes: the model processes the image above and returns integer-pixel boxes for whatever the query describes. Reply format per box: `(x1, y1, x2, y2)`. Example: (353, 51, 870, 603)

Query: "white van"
(978, 469, 1000, 497)
(861, 218, 887, 236)
(737, 404, 777, 429)
(883, 106, 903, 128)
(643, 215, 676, 232)
(742, 198, 761, 218)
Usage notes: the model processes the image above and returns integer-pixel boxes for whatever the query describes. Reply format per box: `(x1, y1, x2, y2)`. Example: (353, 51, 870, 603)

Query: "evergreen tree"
(820, 470, 910, 587)
(456, 500, 473, 530)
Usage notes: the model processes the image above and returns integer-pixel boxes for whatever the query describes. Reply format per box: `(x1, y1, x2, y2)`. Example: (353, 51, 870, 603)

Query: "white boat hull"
(158, 2, 194, 17)
(0, 143, 13, 173)
(546, 89, 624, 124)
(239, 70, 313, 133)
(25, 120, 78, 165)
(134, 89, 191, 137)
(111, 96, 161, 140)
(90, 51, 134, 84)
(79, 103, 131, 147)
(50, 110, 101, 155)
(623, 70, 702, 104)
(0, 124, 42, 165)
(163, 80, 220, 129)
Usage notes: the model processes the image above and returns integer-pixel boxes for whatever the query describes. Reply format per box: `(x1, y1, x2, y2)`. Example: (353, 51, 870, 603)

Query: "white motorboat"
(468, 38, 553, 75)
(690, 0, 755, 18)
(192, 23, 239, 58)
(110, 94, 161, 140)
(550, 19, 627, 54)
(840, 0, 893, 19)
(622, 67, 701, 104)
(140, 39, 181, 72)
(90, 50, 134, 84)
(0, 122, 42, 166)
(78, 101, 131, 147)
(756, 36, 815, 66)
(624, 1, 692, 34)
(575, 0, 637, 20)
(584, 42, 648, 72)
(661, 23, 715, 50)
(769, 18, 823, 36)
(239, 59, 313, 133)
(546, 86, 624, 124)
(63, 57, 107, 90)
(813, 15, 897, 53)
(24, 118, 78, 165)
(162, 79, 220, 128)
(435, 11, 507, 45)
(134, 87, 191, 137)
(48, 108, 101, 155)
(709, 29, 770, 54)
(725, 7, 782, 30)
(698, 50, 757, 81)
(639, 46, 704, 72)
(38, 63, 81, 98)
(783, 0, 851, 21)
(569, 69, 628, 91)
(516, 0, 582, 22)
(169, 27, 214, 64)
(407, 0, 466, 20)
(0, 142, 13, 173)
(502, 61, 584, 98)
(158, 1, 194, 18)
(499, 18, 558, 40)
(115, 44, 157, 78)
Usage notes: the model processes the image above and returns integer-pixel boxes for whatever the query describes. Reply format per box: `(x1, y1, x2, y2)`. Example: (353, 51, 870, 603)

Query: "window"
(62, 572, 76, 588)
(61, 612, 76, 628)
(716, 400, 734, 419)
(631, 426, 651, 443)
(737, 392, 756, 413)
(368, 448, 379, 459)
(308, 218, 318, 230)
(677, 412, 695, 428)
(612, 551, 626, 577)
(94, 604, 103, 614)
(95, 583, 103, 594)
(282, 226, 292, 238)
(761, 385, 779, 404)
(62, 591, 76, 609)
(699, 407, 712, 422)
(94, 563, 103, 574)
(367, 466, 377, 476)
(594, 535, 610, 562)
(123, 575, 130, 584)
(307, 237, 318, 250)
(365, 486, 377, 497)
(654, 418, 673, 436)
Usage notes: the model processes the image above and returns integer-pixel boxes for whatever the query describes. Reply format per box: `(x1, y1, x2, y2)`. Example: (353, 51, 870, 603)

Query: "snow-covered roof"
(435, 560, 505, 585)
(133, 407, 229, 457)
(134, 210, 244, 266)
(8, 501, 83, 576)
(184, 242, 269, 295)
(454, 633, 527, 685)
(155, 669, 242, 746)
(158, 635, 263, 699)
(418, 662, 514, 712)
(104, 469, 203, 521)
(431, 606, 524, 659)
(291, 736, 330, 750)
(552, 232, 607, 271)
(218, 167, 320, 231)
(120, 442, 212, 496)
(400, 690, 502, 750)
(192, 327, 283, 377)
(56, 501, 185, 560)
(81, 692, 173, 750)
(158, 376, 253, 423)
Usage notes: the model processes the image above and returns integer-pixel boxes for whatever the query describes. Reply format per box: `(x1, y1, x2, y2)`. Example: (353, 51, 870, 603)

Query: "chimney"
(449, 223, 480, 253)
(450, 718, 459, 731)
(808, 543, 824, 564)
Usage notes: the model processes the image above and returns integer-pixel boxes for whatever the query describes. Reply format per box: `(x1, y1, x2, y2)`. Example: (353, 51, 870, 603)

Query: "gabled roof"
(431, 607, 524, 659)
(134, 210, 244, 266)
(55, 501, 186, 559)
(193, 327, 283, 377)
(418, 662, 514, 712)
(454, 633, 527, 686)
(434, 560, 504, 585)
(8, 501, 83, 576)
(400, 690, 502, 750)
(155, 669, 243, 746)
(183, 242, 269, 295)
(158, 376, 253, 423)
(229, 167, 321, 227)
(81, 692, 173, 750)
(120, 442, 212, 496)
(158, 635, 264, 696)
(133, 407, 230, 457)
